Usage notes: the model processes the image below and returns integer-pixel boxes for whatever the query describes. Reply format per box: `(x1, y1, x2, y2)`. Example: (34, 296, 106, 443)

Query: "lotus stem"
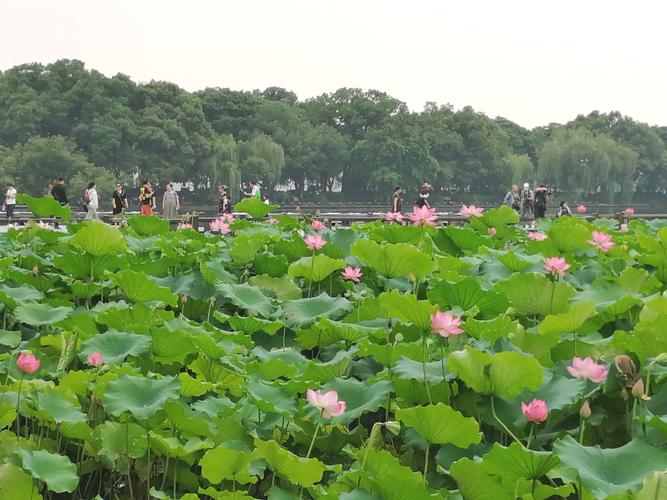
(490, 396, 524, 448)
(422, 335, 433, 404)
(15, 375, 24, 437)
(526, 423, 535, 449)
(579, 419, 586, 444)
(423, 443, 430, 485)
(306, 422, 321, 459)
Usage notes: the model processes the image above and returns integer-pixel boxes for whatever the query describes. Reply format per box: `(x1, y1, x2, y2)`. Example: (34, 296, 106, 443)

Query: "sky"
(1, 0, 667, 129)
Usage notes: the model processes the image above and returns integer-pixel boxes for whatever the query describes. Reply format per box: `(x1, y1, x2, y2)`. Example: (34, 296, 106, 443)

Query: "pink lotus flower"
(17, 353, 40, 374)
(544, 257, 571, 277)
(209, 217, 231, 234)
(487, 227, 497, 236)
(383, 211, 404, 223)
(522, 399, 548, 423)
(87, 352, 104, 367)
(220, 213, 234, 223)
(306, 389, 346, 419)
(177, 223, 193, 230)
(311, 220, 325, 232)
(430, 311, 464, 338)
(460, 204, 484, 217)
(625, 207, 635, 217)
(619, 224, 629, 233)
(587, 231, 614, 253)
(304, 235, 327, 251)
(527, 232, 548, 241)
(341, 266, 362, 283)
(408, 205, 438, 227)
(576, 204, 587, 214)
(566, 357, 608, 383)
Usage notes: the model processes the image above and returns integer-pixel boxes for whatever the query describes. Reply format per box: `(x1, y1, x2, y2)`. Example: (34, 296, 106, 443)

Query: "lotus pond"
(0, 197, 666, 499)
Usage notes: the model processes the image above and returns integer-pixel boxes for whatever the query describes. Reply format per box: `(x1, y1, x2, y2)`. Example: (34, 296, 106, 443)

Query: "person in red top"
(139, 179, 155, 216)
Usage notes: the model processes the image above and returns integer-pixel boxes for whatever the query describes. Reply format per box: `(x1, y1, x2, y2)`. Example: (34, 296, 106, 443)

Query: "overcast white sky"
(1, 0, 666, 128)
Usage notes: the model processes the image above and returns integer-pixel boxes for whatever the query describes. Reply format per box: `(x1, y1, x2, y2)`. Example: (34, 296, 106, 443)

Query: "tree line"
(1, 59, 666, 205)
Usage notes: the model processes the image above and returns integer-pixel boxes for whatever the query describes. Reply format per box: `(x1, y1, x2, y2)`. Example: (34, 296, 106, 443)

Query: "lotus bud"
(425, 338, 435, 349)
(384, 421, 401, 436)
(614, 355, 636, 386)
(580, 400, 591, 419)
(32, 265, 39, 275)
(631, 378, 645, 399)
(394, 333, 404, 343)
(407, 272, 416, 283)
(91, 394, 102, 406)
(180, 294, 188, 303)
(652, 353, 667, 365)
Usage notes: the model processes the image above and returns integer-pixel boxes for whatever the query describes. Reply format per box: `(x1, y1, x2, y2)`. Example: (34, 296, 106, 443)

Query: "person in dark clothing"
(415, 183, 431, 208)
(112, 183, 128, 216)
(557, 201, 572, 217)
(534, 184, 550, 218)
(391, 186, 403, 213)
(51, 178, 68, 206)
(218, 185, 232, 214)
(139, 179, 155, 216)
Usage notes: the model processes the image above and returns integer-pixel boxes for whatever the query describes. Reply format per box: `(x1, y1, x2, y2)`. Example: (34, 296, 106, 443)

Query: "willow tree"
(200, 134, 241, 201)
(238, 134, 285, 189)
(537, 128, 637, 202)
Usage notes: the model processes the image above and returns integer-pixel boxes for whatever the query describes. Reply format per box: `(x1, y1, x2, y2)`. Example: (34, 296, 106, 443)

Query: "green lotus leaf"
(494, 273, 575, 317)
(351, 240, 435, 281)
(214, 312, 282, 336)
(378, 290, 436, 331)
(428, 277, 509, 318)
(433, 226, 487, 256)
(448, 347, 543, 399)
(553, 435, 667, 498)
(296, 316, 384, 349)
(273, 235, 308, 262)
(199, 256, 237, 285)
(248, 274, 302, 301)
(126, 214, 170, 235)
(200, 444, 257, 485)
(230, 233, 272, 265)
(246, 375, 296, 415)
(17, 194, 71, 220)
(0, 284, 43, 308)
(317, 378, 393, 425)
(281, 293, 353, 328)
(396, 403, 481, 447)
(36, 392, 86, 424)
(463, 315, 521, 343)
(70, 221, 126, 256)
(480, 442, 559, 480)
(253, 438, 325, 486)
(0, 463, 40, 500)
(53, 252, 123, 280)
(97, 421, 148, 460)
(355, 449, 433, 500)
(218, 283, 275, 317)
(325, 228, 359, 256)
(393, 357, 450, 385)
(14, 302, 72, 326)
(370, 223, 426, 245)
(636, 471, 667, 500)
(234, 197, 277, 218)
(253, 253, 289, 277)
(111, 269, 178, 306)
(79, 329, 151, 364)
(155, 271, 217, 301)
(151, 328, 197, 365)
(288, 254, 346, 283)
(449, 458, 511, 500)
(150, 434, 213, 462)
(103, 375, 180, 420)
(357, 340, 423, 367)
(539, 301, 596, 335)
(543, 217, 592, 254)
(519, 372, 586, 413)
(21, 449, 78, 493)
(617, 267, 662, 294)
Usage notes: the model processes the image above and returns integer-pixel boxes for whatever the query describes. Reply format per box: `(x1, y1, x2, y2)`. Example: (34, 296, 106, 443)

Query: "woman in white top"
(85, 181, 99, 220)
(4, 183, 17, 221)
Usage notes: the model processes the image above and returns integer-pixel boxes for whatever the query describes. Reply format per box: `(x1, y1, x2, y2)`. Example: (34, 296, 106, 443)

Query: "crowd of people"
(2, 178, 273, 222)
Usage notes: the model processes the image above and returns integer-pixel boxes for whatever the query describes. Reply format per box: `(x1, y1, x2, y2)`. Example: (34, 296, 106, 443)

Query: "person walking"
(139, 180, 155, 216)
(415, 183, 431, 208)
(112, 183, 128, 218)
(51, 178, 68, 206)
(503, 185, 521, 212)
(84, 182, 99, 220)
(162, 183, 179, 219)
(218, 185, 232, 214)
(520, 182, 534, 219)
(534, 184, 550, 219)
(4, 183, 17, 222)
(391, 186, 403, 213)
